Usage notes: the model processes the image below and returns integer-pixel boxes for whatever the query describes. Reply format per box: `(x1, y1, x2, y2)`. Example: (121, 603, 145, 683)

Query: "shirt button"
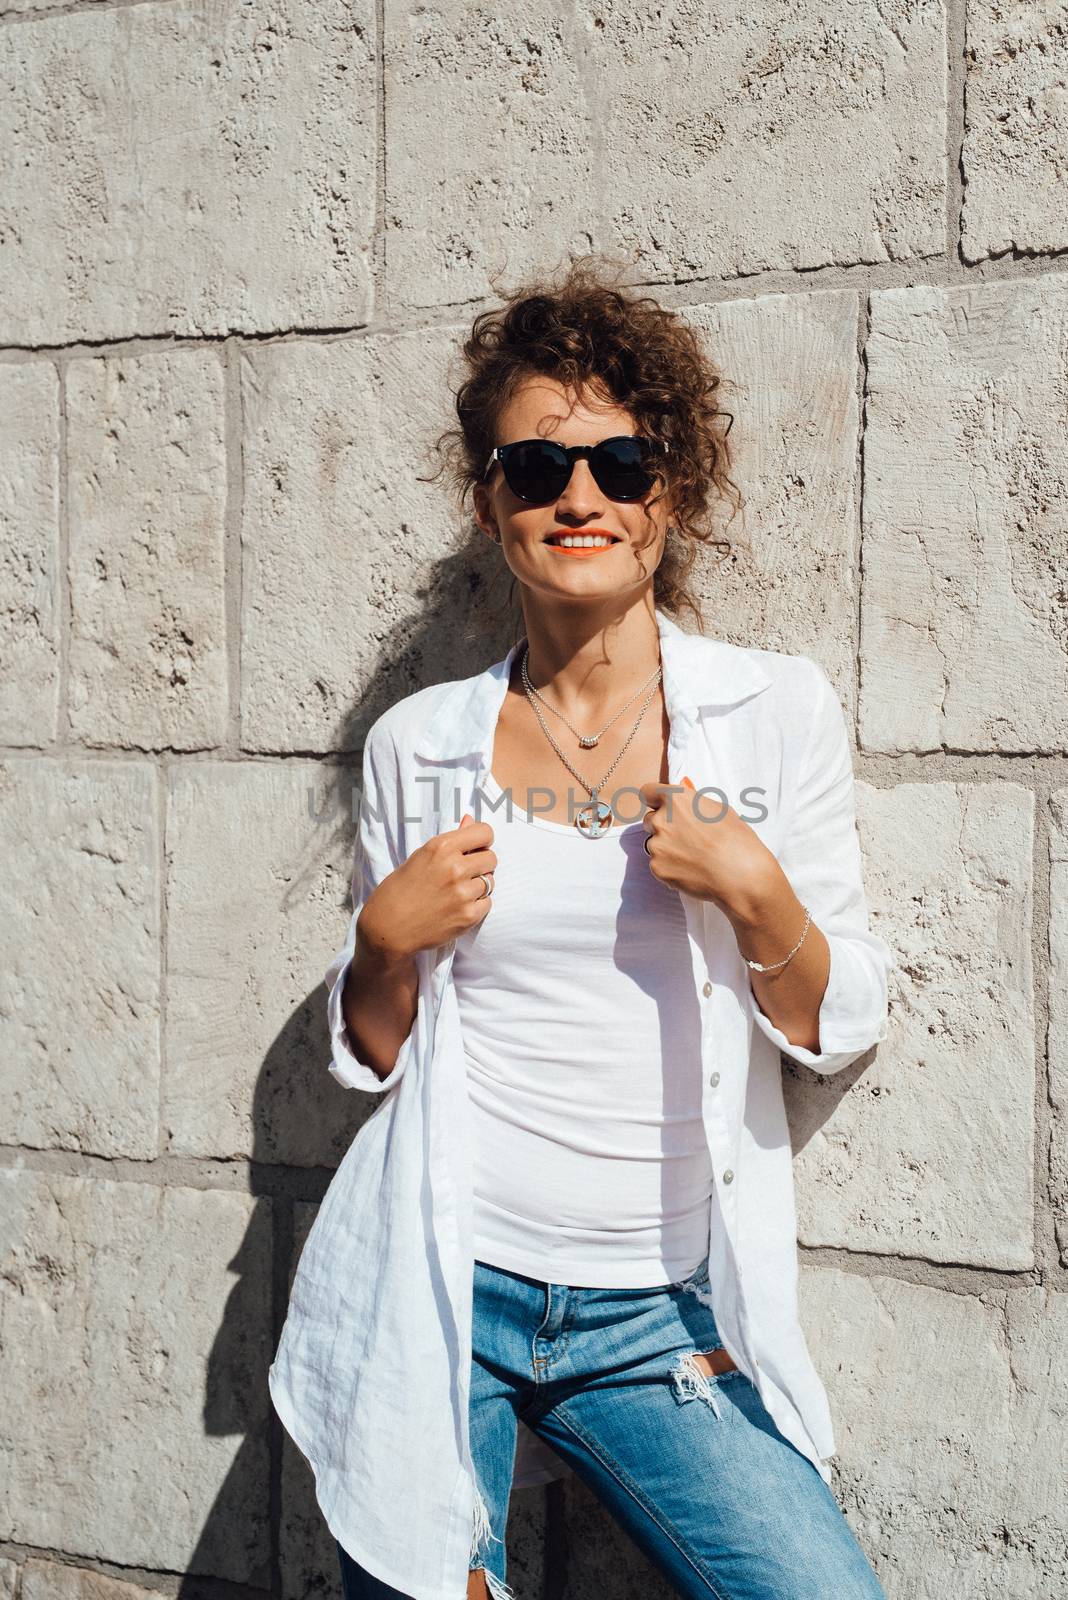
(709, 1071, 720, 1087)
(702, 980, 713, 997)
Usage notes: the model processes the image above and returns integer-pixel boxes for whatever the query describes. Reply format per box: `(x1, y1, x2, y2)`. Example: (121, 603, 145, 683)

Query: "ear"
(472, 482, 501, 545)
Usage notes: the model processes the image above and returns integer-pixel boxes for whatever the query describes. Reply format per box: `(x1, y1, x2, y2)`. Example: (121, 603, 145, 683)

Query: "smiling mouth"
(544, 532, 622, 551)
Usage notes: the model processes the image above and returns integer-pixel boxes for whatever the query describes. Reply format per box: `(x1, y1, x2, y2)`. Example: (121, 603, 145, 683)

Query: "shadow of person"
(781, 1048, 883, 1154)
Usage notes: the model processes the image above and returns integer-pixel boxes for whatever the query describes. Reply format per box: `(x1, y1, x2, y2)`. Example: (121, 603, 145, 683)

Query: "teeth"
(553, 535, 614, 548)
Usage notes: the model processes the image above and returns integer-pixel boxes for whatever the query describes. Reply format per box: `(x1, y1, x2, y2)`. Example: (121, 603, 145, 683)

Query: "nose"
(554, 456, 605, 520)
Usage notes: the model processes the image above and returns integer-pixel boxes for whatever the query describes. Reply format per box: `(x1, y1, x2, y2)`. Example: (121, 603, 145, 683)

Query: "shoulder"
(764, 647, 845, 738)
(740, 647, 852, 786)
(716, 642, 848, 773)
(751, 646, 836, 708)
(691, 632, 838, 725)
(360, 670, 484, 764)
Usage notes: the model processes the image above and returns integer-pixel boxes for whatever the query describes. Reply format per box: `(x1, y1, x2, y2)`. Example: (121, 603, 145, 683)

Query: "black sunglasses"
(482, 434, 670, 504)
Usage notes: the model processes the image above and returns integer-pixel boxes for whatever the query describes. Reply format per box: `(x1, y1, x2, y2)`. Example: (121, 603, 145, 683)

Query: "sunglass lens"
(503, 441, 569, 502)
(593, 437, 657, 500)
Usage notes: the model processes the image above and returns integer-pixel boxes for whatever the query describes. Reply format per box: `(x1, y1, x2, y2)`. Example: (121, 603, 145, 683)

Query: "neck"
(515, 592, 662, 721)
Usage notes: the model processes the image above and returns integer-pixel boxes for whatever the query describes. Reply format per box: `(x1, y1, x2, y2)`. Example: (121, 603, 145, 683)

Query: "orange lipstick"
(543, 528, 622, 559)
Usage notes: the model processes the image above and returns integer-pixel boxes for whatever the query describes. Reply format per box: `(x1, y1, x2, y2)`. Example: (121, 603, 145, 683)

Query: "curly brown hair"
(424, 253, 744, 637)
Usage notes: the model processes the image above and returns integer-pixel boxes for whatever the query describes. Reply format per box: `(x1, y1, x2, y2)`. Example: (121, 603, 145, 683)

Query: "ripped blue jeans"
(336, 1256, 887, 1600)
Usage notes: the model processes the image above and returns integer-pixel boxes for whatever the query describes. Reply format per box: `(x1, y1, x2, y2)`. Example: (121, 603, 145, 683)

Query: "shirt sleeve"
(325, 720, 417, 1094)
(745, 659, 894, 1076)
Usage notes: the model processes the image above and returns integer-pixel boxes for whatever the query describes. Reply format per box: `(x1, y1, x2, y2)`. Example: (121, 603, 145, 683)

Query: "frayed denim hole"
(669, 1349, 727, 1419)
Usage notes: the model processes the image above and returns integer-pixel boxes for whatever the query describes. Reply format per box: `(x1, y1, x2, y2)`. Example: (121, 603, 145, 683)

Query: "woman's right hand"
(356, 815, 496, 964)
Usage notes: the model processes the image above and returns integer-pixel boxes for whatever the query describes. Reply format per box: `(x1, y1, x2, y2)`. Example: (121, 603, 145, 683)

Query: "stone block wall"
(1, 1, 1065, 1596)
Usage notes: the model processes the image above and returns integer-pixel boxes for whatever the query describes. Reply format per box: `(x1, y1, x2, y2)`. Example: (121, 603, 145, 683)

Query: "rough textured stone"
(0, 0, 375, 344)
(495, 1494, 550, 1600)
(0, 1558, 17, 1600)
(66, 350, 228, 752)
(800, 1268, 1068, 1598)
(0, 362, 60, 746)
(165, 759, 379, 1162)
(385, 0, 946, 309)
(596, 0, 947, 281)
(20, 1560, 164, 1600)
(788, 781, 1034, 1269)
(0, 758, 160, 1157)
(861, 275, 1068, 754)
(680, 289, 861, 692)
(0, 1170, 272, 1583)
(561, 1468, 676, 1600)
(384, 2, 595, 310)
(0, 0, 101, 11)
(240, 328, 492, 753)
(962, 0, 1068, 260)
(1050, 789, 1068, 1264)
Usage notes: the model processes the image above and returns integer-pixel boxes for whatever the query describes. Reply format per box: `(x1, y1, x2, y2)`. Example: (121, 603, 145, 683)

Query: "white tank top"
(452, 773, 714, 1288)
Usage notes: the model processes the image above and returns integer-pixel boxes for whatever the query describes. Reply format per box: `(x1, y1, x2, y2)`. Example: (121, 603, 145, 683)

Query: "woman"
(269, 259, 894, 1600)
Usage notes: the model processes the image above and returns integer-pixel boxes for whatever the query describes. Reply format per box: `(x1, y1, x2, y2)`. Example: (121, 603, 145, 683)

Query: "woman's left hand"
(638, 776, 784, 925)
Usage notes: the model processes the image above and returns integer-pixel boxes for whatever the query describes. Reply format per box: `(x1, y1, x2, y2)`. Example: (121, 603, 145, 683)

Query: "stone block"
(164, 759, 375, 1162)
(0, 758, 160, 1157)
(0, 363, 60, 746)
(385, 0, 945, 308)
(788, 781, 1034, 1270)
(239, 328, 483, 753)
(801, 1268, 1068, 1597)
(67, 350, 228, 751)
(681, 289, 862, 693)
(861, 275, 1068, 753)
(0, 1170, 272, 1582)
(962, 0, 1068, 259)
(20, 1560, 163, 1600)
(0, 0, 375, 344)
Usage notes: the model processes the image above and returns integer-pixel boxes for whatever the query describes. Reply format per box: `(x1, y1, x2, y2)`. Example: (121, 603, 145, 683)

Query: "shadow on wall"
(781, 1053, 881, 1158)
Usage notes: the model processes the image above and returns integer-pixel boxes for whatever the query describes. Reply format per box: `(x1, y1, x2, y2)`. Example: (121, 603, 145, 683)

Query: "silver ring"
(642, 834, 653, 858)
(477, 871, 494, 899)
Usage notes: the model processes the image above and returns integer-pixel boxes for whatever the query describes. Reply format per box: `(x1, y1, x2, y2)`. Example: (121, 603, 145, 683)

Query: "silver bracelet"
(744, 905, 812, 973)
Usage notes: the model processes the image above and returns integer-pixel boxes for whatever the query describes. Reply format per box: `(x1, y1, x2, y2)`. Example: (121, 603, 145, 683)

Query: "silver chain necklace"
(520, 642, 663, 837)
(521, 647, 663, 748)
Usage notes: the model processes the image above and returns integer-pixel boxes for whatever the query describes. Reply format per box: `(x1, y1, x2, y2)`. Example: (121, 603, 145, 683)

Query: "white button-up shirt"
(269, 607, 894, 1600)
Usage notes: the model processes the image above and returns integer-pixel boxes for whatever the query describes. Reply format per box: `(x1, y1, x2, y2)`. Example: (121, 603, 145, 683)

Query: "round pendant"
(575, 799, 613, 838)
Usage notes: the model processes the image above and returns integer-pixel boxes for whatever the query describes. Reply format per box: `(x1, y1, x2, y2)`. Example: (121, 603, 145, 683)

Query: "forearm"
(724, 866, 830, 1054)
(341, 915, 419, 1082)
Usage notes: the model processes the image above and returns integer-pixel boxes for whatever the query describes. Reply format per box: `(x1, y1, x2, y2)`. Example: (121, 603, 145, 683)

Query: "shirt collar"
(412, 606, 772, 763)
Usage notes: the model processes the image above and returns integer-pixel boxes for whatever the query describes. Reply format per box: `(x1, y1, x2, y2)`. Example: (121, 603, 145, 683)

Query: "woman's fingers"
(639, 780, 697, 819)
(463, 846, 497, 875)
(642, 778, 698, 861)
